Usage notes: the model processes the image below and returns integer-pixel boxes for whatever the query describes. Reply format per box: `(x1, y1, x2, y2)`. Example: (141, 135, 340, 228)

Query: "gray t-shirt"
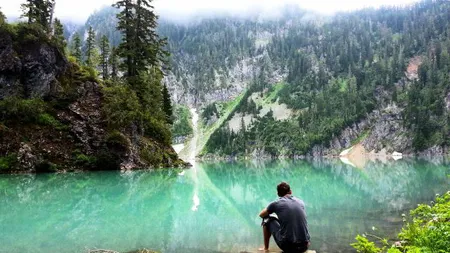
(267, 195, 310, 243)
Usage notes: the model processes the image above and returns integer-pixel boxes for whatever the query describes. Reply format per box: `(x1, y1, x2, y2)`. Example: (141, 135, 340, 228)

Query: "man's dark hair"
(277, 182, 291, 197)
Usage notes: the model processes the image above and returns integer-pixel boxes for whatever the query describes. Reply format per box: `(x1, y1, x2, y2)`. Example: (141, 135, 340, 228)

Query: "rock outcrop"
(0, 27, 68, 99)
(310, 104, 414, 156)
(0, 24, 186, 173)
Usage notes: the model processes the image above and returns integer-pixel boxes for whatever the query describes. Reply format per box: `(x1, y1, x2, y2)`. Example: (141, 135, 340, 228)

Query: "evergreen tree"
(85, 26, 96, 67)
(21, 0, 54, 30)
(162, 84, 173, 124)
(100, 35, 110, 81)
(71, 33, 82, 64)
(134, 0, 169, 74)
(114, 0, 168, 78)
(109, 46, 119, 81)
(52, 18, 66, 49)
(108, 0, 173, 144)
(113, 0, 135, 77)
(0, 7, 5, 24)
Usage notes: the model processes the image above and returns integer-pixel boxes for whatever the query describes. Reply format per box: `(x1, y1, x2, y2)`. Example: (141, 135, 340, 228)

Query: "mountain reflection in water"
(0, 158, 449, 253)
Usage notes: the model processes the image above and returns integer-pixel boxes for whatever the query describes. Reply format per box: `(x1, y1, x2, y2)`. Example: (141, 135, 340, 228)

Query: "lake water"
(0, 158, 449, 253)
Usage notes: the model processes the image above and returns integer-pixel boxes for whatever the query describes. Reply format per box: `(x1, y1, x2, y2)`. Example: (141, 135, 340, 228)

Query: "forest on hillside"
(30, 0, 450, 157)
(0, 0, 184, 171)
(202, 0, 450, 156)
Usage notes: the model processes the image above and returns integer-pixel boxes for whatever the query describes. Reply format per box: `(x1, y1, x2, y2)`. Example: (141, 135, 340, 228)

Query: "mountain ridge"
(68, 0, 450, 158)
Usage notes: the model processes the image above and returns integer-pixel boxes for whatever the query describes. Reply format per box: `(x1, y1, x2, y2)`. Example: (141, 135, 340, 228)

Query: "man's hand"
(259, 208, 269, 218)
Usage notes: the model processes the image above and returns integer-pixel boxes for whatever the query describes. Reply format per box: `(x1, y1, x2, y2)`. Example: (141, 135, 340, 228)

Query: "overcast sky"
(1, 0, 420, 23)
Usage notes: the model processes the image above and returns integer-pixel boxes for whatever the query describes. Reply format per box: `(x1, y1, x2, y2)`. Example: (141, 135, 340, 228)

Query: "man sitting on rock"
(259, 182, 310, 253)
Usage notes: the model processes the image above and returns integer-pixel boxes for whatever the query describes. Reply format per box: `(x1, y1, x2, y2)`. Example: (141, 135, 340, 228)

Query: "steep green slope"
(71, 1, 450, 157)
(0, 21, 185, 173)
(204, 0, 450, 157)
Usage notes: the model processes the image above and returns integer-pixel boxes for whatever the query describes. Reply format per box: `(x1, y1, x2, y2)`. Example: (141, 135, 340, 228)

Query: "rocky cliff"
(0, 23, 185, 173)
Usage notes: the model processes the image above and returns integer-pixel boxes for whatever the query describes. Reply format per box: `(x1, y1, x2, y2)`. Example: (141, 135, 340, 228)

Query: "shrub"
(351, 191, 450, 252)
(103, 85, 141, 129)
(73, 153, 97, 167)
(0, 97, 46, 123)
(0, 153, 17, 171)
(37, 113, 67, 130)
(106, 130, 129, 146)
(13, 22, 50, 45)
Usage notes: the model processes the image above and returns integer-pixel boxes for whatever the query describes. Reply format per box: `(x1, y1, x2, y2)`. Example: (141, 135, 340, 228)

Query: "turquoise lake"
(0, 158, 449, 253)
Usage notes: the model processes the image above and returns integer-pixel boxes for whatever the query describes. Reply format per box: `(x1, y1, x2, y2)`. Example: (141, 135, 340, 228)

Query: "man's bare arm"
(259, 208, 269, 218)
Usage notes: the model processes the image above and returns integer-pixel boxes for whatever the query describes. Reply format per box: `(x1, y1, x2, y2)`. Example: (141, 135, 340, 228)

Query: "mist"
(0, 0, 420, 24)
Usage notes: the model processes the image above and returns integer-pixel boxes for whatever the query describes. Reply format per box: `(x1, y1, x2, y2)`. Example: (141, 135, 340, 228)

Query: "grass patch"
(198, 91, 246, 155)
(351, 129, 371, 145)
(0, 97, 46, 122)
(264, 82, 285, 104)
(37, 113, 68, 130)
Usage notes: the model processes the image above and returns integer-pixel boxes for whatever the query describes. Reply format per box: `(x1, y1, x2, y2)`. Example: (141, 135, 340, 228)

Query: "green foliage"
(80, 65, 100, 82)
(202, 103, 219, 121)
(0, 7, 6, 25)
(399, 192, 450, 252)
(105, 130, 129, 146)
(0, 97, 46, 123)
(70, 32, 82, 64)
(21, 0, 55, 31)
(37, 113, 68, 130)
(162, 84, 173, 124)
(99, 35, 110, 81)
(172, 105, 193, 138)
(7, 22, 51, 45)
(404, 51, 450, 150)
(204, 0, 450, 156)
(103, 85, 142, 129)
(109, 46, 119, 81)
(351, 191, 450, 253)
(113, 0, 169, 78)
(85, 26, 99, 68)
(351, 235, 383, 253)
(73, 153, 97, 167)
(52, 18, 66, 49)
(0, 154, 17, 171)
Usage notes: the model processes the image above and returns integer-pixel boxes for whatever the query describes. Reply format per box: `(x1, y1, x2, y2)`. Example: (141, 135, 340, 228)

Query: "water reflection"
(0, 159, 449, 253)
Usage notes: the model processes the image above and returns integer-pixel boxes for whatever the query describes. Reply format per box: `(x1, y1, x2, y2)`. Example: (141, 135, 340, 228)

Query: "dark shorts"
(262, 216, 309, 253)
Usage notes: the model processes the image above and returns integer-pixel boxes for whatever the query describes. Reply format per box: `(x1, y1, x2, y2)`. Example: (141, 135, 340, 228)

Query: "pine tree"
(71, 33, 82, 64)
(114, 0, 168, 78)
(109, 46, 119, 81)
(162, 84, 173, 124)
(0, 7, 6, 24)
(100, 35, 110, 81)
(113, 0, 136, 77)
(85, 26, 96, 67)
(134, 0, 169, 73)
(52, 18, 66, 49)
(21, 0, 54, 30)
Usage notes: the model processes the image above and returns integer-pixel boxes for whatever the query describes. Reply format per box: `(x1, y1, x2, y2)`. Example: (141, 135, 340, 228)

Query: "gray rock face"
(0, 30, 23, 98)
(0, 30, 68, 99)
(58, 81, 105, 155)
(362, 105, 413, 153)
(17, 143, 38, 170)
(310, 104, 414, 156)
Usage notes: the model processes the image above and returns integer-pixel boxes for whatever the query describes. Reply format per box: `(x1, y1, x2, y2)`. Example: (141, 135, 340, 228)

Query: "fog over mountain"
(1, 0, 420, 23)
